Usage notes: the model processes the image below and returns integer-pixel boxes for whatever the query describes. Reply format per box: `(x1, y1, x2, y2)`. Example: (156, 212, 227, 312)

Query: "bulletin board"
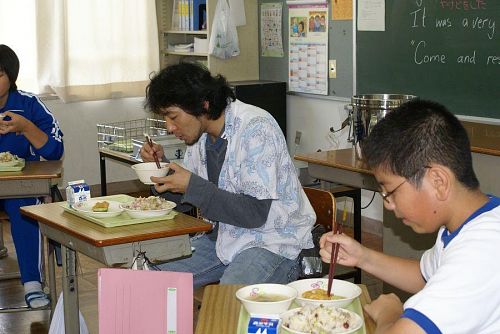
(258, 0, 354, 98)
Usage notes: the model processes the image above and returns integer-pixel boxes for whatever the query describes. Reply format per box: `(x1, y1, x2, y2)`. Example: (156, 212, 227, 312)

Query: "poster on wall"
(261, 3, 284, 57)
(287, 0, 329, 95)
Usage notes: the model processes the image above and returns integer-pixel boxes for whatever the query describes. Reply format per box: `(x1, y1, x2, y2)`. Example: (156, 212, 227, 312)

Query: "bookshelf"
(156, 0, 259, 81)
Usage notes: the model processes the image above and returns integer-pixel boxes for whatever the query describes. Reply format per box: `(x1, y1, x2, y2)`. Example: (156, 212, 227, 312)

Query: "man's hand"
(140, 141, 165, 162)
(150, 162, 191, 194)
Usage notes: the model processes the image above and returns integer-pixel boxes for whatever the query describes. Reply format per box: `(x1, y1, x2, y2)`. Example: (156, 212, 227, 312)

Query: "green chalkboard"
(357, 0, 499, 119)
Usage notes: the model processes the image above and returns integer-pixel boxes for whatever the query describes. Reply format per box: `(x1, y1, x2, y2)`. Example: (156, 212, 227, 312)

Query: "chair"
(303, 187, 361, 283)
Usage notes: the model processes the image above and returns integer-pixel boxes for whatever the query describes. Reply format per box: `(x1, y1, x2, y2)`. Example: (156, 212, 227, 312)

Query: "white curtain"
(0, 0, 159, 102)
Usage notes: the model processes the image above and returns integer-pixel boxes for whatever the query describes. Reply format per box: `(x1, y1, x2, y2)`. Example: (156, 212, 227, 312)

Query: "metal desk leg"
(48, 240, 57, 319)
(100, 153, 107, 196)
(62, 245, 80, 333)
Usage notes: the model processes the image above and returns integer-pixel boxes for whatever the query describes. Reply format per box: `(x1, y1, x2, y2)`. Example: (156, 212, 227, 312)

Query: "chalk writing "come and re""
(409, 0, 498, 65)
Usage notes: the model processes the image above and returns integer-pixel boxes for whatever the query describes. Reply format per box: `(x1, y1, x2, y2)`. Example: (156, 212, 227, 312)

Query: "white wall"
(286, 94, 384, 221)
(45, 97, 149, 188)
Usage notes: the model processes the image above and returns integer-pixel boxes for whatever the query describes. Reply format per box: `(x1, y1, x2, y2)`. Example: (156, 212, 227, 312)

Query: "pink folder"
(98, 268, 193, 334)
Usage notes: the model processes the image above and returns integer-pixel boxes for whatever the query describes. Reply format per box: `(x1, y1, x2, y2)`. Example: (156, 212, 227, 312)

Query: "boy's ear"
(428, 165, 451, 201)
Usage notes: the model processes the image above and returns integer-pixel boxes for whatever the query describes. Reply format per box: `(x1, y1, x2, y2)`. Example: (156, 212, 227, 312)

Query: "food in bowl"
(92, 201, 109, 212)
(0, 151, 20, 166)
(302, 288, 345, 300)
(281, 304, 363, 334)
(287, 278, 361, 308)
(121, 196, 176, 218)
(235, 284, 297, 315)
(131, 162, 169, 185)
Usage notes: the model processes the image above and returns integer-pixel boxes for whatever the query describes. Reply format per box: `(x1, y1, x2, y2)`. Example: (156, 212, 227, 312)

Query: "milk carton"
(247, 316, 280, 334)
(66, 180, 91, 208)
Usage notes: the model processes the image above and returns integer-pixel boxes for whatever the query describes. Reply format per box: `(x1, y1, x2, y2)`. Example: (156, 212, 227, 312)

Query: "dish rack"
(97, 117, 168, 153)
(97, 117, 186, 161)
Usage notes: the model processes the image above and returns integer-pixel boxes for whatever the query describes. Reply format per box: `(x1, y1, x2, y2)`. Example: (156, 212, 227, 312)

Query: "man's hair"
(144, 62, 235, 120)
(361, 99, 479, 189)
(0, 44, 20, 91)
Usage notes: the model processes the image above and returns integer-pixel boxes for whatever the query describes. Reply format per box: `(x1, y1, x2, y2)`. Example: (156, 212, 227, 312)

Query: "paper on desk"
(98, 268, 193, 334)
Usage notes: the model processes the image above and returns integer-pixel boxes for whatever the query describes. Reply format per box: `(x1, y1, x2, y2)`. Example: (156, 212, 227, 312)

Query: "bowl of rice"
(120, 196, 176, 218)
(281, 304, 363, 334)
(287, 278, 361, 308)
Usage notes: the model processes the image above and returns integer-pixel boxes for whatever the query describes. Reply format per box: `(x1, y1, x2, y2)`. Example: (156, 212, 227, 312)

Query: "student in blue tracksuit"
(0, 45, 64, 309)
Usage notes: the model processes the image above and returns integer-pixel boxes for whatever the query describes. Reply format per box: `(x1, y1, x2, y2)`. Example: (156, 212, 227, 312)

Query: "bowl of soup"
(235, 283, 297, 315)
(287, 278, 361, 308)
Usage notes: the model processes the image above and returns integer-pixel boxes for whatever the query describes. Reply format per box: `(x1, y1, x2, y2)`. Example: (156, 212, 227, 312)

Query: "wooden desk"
(195, 284, 375, 334)
(0, 160, 62, 199)
(0, 160, 62, 287)
(20, 202, 212, 334)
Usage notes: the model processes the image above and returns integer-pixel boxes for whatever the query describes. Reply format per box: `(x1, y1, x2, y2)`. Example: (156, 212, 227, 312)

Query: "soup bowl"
(287, 278, 361, 308)
(235, 283, 297, 315)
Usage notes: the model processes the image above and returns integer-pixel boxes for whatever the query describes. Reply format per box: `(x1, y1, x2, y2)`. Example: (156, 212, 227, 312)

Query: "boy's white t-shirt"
(403, 196, 500, 334)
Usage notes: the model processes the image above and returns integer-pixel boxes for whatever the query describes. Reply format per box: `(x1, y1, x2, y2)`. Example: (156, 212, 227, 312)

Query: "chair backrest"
(303, 187, 336, 232)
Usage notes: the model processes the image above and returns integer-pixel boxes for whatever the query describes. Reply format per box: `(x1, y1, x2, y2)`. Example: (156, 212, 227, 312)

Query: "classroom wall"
(45, 97, 149, 188)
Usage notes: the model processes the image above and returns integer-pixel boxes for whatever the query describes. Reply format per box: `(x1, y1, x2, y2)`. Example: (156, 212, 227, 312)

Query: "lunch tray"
(236, 297, 366, 334)
(0, 158, 25, 172)
(61, 194, 178, 228)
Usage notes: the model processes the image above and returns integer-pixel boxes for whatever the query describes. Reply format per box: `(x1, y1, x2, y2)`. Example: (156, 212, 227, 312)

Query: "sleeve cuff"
(36, 137, 64, 160)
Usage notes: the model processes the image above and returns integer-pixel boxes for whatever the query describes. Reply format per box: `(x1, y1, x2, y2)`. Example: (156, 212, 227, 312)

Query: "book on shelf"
(171, 0, 206, 31)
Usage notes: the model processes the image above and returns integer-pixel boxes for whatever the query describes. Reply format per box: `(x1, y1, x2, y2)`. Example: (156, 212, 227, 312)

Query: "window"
(0, 0, 159, 102)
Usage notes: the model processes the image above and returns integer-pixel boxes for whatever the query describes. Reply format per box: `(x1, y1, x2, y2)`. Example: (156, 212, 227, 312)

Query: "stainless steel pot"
(351, 94, 417, 158)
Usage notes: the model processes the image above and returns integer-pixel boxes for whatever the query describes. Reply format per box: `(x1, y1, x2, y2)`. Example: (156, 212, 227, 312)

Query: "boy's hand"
(319, 232, 365, 267)
(150, 162, 191, 194)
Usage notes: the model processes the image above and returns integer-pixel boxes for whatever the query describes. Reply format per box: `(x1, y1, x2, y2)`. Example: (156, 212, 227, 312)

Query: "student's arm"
(183, 173, 272, 228)
(320, 233, 425, 293)
(364, 294, 425, 334)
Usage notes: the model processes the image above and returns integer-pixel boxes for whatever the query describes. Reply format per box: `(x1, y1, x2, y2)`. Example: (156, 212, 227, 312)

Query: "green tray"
(236, 298, 366, 334)
(0, 158, 25, 172)
(61, 194, 178, 228)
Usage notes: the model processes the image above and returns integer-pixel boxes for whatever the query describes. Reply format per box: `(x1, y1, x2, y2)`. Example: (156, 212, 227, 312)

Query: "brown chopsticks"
(327, 222, 343, 297)
(145, 134, 161, 169)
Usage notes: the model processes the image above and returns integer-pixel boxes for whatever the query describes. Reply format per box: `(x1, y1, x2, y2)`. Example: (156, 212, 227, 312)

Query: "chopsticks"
(145, 134, 161, 169)
(327, 221, 343, 297)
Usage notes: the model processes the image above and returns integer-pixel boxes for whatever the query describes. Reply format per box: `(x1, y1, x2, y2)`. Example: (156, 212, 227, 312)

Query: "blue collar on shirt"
(441, 195, 500, 247)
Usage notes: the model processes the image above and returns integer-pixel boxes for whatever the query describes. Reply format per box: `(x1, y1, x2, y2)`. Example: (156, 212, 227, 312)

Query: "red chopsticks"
(145, 134, 161, 169)
(327, 222, 343, 297)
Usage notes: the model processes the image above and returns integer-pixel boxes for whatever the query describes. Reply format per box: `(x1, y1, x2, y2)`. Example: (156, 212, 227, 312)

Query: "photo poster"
(288, 2, 329, 95)
(261, 2, 284, 57)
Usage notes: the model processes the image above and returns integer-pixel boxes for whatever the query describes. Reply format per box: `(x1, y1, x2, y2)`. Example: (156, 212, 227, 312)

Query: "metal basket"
(97, 117, 168, 153)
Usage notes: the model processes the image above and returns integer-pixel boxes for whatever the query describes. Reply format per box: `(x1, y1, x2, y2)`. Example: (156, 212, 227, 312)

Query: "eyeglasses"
(378, 180, 407, 203)
(378, 166, 432, 203)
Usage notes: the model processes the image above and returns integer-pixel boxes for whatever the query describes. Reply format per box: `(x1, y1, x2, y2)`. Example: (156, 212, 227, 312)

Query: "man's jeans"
(155, 234, 300, 289)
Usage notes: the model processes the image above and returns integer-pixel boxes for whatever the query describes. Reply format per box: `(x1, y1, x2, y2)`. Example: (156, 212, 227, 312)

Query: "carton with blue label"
(247, 315, 280, 334)
(66, 180, 91, 208)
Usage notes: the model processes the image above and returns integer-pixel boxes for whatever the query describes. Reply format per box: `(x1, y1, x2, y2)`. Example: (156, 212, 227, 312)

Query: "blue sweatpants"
(1, 198, 43, 284)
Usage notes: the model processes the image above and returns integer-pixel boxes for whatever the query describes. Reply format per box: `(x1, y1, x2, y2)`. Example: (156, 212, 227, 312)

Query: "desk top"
(295, 148, 372, 175)
(0, 160, 63, 180)
(195, 284, 375, 334)
(20, 202, 212, 247)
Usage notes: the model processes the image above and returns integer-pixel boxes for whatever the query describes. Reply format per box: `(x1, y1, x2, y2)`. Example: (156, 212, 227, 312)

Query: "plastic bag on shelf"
(208, 0, 240, 59)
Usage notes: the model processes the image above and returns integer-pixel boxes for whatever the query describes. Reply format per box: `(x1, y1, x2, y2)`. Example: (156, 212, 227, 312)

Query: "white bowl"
(281, 306, 363, 334)
(131, 162, 169, 185)
(72, 200, 124, 218)
(235, 283, 297, 316)
(120, 201, 176, 219)
(287, 278, 361, 308)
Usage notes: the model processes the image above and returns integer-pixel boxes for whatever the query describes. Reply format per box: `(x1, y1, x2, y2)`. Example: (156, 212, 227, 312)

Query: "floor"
(0, 219, 383, 334)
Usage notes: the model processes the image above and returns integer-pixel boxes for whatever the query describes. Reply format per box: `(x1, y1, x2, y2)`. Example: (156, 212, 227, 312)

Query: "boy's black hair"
(0, 44, 20, 91)
(361, 99, 479, 190)
(144, 62, 235, 120)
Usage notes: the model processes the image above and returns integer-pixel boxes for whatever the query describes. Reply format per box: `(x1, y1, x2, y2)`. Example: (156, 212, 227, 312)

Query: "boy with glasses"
(320, 99, 500, 333)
